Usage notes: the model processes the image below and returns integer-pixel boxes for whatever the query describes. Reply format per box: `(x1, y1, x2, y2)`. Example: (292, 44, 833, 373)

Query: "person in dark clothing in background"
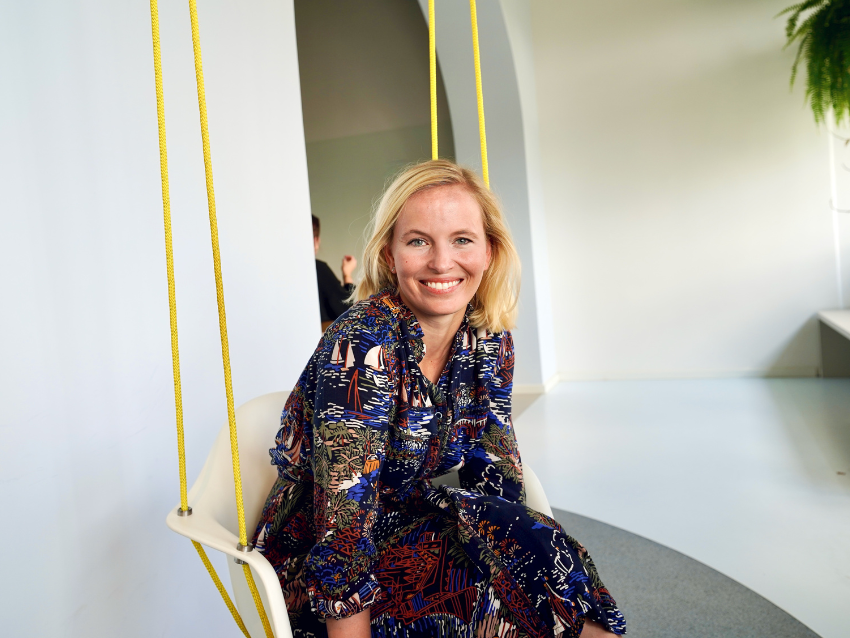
(313, 215, 357, 330)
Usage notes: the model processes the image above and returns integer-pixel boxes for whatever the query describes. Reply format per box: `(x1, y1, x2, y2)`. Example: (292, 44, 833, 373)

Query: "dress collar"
(374, 288, 473, 347)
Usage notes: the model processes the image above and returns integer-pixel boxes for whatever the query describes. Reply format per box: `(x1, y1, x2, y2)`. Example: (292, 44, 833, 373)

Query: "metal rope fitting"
(234, 542, 254, 565)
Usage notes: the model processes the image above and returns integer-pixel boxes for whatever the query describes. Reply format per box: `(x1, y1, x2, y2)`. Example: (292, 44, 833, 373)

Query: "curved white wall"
(418, 0, 557, 391)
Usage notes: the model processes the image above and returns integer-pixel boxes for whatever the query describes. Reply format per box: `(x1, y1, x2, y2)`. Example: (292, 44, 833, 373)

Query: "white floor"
(513, 378, 850, 638)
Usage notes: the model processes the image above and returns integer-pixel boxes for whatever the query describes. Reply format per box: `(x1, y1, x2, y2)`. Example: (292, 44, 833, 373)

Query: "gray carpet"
(551, 509, 820, 638)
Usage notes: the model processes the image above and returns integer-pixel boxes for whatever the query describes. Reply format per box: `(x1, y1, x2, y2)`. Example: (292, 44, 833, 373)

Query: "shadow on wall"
(764, 378, 850, 488)
(295, 0, 455, 279)
(764, 317, 821, 378)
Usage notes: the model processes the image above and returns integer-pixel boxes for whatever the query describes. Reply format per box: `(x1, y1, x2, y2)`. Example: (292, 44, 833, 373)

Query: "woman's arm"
(458, 331, 525, 503)
(326, 610, 371, 638)
(304, 331, 392, 622)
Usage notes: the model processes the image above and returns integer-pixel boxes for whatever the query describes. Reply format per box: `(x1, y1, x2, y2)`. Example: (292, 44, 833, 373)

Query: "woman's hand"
(326, 609, 370, 638)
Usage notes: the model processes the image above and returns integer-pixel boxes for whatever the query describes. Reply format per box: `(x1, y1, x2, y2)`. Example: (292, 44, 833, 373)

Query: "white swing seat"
(166, 391, 553, 638)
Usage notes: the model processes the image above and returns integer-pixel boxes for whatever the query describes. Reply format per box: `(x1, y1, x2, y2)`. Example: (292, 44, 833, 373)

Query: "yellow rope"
(193, 542, 252, 638)
(186, 3, 273, 636)
(243, 564, 274, 638)
(186, 0, 247, 547)
(150, 0, 189, 514)
(149, 4, 256, 638)
(469, 0, 489, 187)
(428, 0, 437, 160)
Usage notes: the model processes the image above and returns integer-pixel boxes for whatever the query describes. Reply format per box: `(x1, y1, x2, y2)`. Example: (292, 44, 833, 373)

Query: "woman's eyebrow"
(401, 228, 480, 237)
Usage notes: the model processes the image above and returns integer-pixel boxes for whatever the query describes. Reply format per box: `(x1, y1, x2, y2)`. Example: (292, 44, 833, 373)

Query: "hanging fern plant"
(781, 0, 850, 125)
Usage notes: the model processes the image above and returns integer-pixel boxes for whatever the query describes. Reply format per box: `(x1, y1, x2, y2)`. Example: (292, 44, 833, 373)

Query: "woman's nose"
(428, 243, 453, 272)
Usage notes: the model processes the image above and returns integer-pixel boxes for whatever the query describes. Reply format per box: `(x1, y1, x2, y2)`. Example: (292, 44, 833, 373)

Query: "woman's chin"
(413, 295, 470, 320)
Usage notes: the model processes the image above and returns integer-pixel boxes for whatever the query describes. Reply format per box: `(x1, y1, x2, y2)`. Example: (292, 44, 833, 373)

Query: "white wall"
(0, 1, 316, 636)
(418, 0, 558, 390)
(531, 0, 838, 379)
(499, 0, 558, 389)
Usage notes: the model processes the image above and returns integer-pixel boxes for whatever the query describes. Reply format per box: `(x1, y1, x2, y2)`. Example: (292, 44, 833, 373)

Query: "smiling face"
(385, 184, 492, 328)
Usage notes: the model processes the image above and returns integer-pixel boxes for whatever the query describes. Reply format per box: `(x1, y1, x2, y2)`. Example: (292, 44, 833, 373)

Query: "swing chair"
(150, 2, 553, 637)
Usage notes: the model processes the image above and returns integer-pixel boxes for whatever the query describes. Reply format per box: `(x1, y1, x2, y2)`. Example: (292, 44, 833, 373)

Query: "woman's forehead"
(397, 185, 483, 230)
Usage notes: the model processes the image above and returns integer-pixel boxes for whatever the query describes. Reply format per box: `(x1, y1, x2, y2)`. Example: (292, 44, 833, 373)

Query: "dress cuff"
(307, 573, 382, 619)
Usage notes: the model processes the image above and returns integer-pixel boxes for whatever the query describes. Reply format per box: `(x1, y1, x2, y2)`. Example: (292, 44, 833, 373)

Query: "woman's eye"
(455, 237, 472, 245)
(408, 238, 426, 247)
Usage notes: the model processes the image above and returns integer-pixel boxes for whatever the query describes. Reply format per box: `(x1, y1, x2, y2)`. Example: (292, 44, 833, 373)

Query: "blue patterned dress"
(253, 290, 627, 637)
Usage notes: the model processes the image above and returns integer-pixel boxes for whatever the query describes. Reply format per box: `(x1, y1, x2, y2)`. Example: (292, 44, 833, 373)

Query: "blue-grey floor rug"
(552, 509, 820, 638)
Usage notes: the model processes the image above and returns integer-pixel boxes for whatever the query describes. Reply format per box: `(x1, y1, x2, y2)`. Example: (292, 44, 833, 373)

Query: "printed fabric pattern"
(252, 290, 627, 637)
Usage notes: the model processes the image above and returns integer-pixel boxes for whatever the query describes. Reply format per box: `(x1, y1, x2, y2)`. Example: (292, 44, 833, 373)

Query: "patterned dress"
(253, 290, 627, 637)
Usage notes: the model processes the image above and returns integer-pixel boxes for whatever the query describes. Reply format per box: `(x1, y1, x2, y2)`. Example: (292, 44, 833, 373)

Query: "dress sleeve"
(304, 330, 392, 619)
(458, 331, 526, 504)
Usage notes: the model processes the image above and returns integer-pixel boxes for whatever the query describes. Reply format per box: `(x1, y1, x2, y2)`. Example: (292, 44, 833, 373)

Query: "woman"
(253, 160, 627, 638)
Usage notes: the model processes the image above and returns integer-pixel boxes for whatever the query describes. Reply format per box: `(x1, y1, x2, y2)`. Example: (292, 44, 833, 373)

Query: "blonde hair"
(355, 159, 520, 333)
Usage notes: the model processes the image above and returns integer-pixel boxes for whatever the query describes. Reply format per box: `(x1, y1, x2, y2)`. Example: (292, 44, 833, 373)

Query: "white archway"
(418, 0, 556, 390)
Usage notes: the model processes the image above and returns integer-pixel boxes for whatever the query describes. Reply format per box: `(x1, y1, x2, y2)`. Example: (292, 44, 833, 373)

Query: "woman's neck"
(416, 310, 465, 385)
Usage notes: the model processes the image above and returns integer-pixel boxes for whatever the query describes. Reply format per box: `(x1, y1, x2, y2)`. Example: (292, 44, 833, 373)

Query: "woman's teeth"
(424, 280, 461, 290)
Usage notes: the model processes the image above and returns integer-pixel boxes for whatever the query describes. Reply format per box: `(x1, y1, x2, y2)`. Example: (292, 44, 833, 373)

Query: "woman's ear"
(485, 239, 493, 270)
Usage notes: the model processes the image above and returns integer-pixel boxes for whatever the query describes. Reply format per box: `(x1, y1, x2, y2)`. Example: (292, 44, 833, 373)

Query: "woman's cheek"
(461, 254, 488, 276)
